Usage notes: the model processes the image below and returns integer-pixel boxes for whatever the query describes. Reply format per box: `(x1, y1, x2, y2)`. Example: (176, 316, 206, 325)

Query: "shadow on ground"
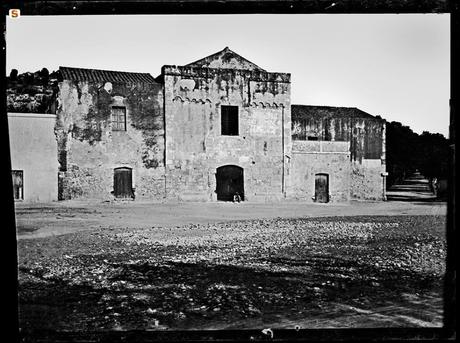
(18, 254, 443, 331)
(17, 213, 446, 331)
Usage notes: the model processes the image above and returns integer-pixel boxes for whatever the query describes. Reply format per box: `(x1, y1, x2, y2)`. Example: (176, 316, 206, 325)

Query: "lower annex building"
(8, 47, 387, 203)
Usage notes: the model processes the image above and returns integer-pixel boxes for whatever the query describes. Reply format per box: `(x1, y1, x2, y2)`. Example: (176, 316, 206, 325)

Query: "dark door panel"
(114, 168, 133, 198)
(216, 165, 244, 201)
(315, 173, 329, 203)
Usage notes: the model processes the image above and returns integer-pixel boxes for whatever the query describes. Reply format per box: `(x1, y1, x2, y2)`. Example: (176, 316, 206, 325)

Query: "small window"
(323, 118, 331, 141)
(12, 170, 23, 200)
(307, 136, 319, 141)
(112, 106, 127, 131)
(221, 105, 239, 136)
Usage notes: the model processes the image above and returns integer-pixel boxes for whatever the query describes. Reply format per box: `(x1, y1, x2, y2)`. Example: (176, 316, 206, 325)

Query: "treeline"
(8, 68, 61, 84)
(386, 121, 450, 187)
(7, 68, 60, 113)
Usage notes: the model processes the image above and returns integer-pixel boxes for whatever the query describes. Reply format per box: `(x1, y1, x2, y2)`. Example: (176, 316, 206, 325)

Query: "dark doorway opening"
(216, 165, 244, 201)
(114, 167, 133, 198)
(315, 173, 329, 203)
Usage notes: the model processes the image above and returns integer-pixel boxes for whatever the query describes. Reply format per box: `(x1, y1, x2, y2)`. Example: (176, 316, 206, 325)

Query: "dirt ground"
(15, 192, 447, 333)
(15, 198, 446, 239)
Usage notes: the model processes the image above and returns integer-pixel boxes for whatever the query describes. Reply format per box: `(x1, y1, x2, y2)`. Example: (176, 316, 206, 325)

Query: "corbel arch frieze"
(172, 95, 212, 104)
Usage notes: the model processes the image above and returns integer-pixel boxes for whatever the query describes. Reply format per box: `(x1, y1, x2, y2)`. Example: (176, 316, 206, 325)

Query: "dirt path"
(14, 199, 446, 239)
(386, 172, 438, 201)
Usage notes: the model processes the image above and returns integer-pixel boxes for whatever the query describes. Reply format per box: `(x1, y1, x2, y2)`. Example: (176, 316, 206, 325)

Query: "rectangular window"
(112, 106, 127, 131)
(323, 118, 331, 141)
(12, 170, 23, 200)
(307, 136, 319, 141)
(221, 105, 239, 136)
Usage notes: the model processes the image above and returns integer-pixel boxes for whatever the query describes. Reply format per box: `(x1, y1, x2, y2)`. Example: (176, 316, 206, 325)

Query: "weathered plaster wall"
(163, 66, 291, 201)
(8, 113, 59, 203)
(288, 141, 350, 202)
(291, 108, 386, 201)
(56, 79, 165, 200)
(350, 159, 385, 201)
(350, 119, 386, 200)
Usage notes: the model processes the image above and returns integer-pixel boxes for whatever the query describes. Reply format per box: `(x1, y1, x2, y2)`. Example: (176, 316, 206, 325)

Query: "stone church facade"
(8, 47, 386, 203)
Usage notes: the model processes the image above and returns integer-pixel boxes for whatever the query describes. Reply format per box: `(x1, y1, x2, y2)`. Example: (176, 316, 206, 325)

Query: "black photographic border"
(2, 0, 456, 341)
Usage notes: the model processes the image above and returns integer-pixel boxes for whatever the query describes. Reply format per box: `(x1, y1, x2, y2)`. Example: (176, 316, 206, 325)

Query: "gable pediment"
(185, 47, 265, 71)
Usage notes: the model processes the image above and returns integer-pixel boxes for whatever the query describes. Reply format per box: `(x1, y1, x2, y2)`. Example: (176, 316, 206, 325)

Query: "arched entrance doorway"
(216, 165, 244, 201)
(314, 173, 329, 203)
(113, 167, 133, 198)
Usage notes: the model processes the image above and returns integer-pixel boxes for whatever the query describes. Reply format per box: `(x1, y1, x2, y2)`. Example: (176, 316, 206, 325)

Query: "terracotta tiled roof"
(59, 67, 156, 83)
(292, 105, 380, 121)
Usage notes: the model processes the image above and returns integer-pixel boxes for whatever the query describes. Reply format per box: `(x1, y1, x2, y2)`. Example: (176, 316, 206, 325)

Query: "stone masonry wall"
(350, 119, 386, 200)
(292, 110, 386, 201)
(350, 159, 385, 201)
(56, 79, 165, 200)
(163, 66, 291, 201)
(288, 141, 351, 202)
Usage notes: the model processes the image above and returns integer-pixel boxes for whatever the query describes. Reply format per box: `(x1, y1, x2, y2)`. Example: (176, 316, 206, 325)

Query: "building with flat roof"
(8, 113, 59, 203)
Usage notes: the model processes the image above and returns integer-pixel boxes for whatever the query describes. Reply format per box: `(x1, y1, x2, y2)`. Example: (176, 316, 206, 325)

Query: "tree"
(416, 131, 449, 180)
(39, 68, 50, 85)
(9, 69, 18, 81)
(386, 121, 449, 188)
(23, 72, 34, 86)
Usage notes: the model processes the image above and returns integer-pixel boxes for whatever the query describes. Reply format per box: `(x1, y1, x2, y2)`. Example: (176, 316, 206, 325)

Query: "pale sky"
(6, 14, 450, 136)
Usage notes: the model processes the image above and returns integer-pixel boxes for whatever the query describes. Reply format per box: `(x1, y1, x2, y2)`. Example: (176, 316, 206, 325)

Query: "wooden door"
(315, 173, 329, 203)
(114, 168, 133, 198)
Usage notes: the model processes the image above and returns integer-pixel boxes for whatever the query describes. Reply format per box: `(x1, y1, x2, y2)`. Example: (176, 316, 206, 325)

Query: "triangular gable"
(184, 47, 266, 71)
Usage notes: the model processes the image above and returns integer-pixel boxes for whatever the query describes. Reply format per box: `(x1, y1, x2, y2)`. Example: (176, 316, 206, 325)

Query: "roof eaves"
(291, 104, 378, 120)
(59, 66, 156, 84)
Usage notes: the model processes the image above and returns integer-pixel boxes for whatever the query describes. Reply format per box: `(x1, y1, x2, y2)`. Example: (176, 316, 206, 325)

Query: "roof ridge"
(59, 66, 152, 75)
(292, 104, 357, 109)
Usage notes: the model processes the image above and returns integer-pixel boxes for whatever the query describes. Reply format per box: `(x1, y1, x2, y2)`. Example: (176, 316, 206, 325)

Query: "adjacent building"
(8, 113, 59, 203)
(289, 105, 386, 202)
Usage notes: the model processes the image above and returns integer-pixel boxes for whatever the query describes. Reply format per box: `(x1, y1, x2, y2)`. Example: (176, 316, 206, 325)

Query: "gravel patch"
(17, 215, 446, 331)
